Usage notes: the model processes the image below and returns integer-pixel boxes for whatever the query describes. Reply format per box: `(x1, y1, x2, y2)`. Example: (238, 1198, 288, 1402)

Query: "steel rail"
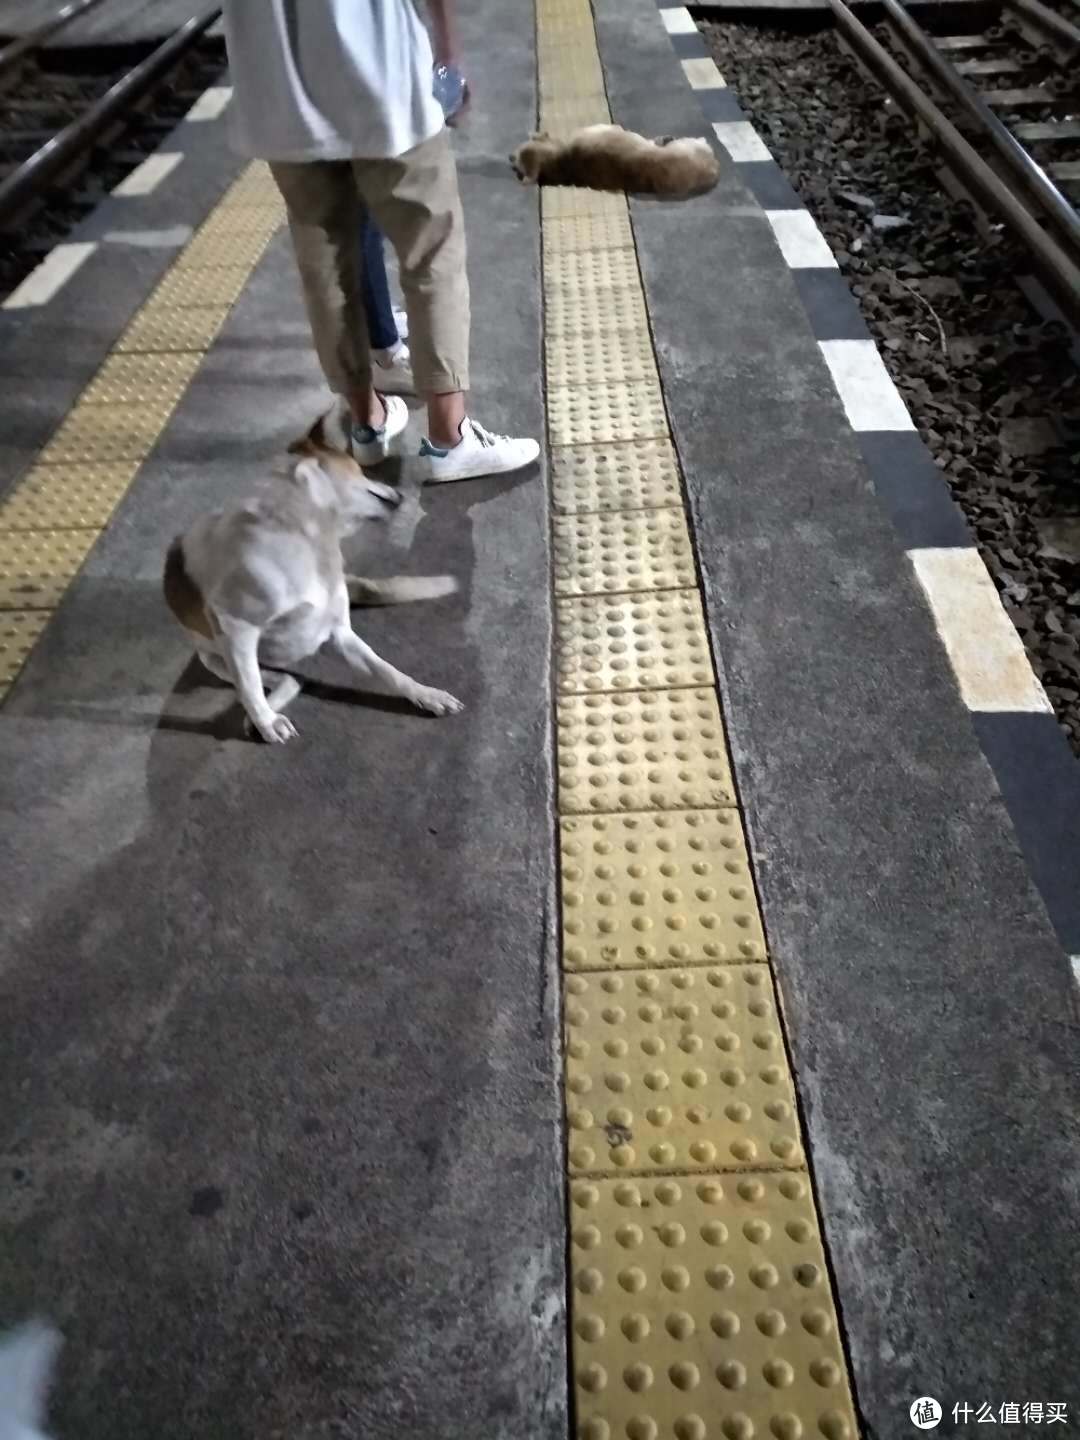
(0, 6, 222, 225)
(0, 0, 110, 86)
(880, 0, 1080, 265)
(826, 0, 1080, 330)
(1003, 0, 1080, 56)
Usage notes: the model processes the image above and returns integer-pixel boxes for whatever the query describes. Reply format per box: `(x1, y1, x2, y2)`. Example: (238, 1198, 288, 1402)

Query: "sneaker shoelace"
(467, 420, 510, 448)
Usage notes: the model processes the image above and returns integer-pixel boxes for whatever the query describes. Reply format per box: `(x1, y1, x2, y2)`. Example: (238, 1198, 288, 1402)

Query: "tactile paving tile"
(569, 1173, 858, 1440)
(80, 352, 202, 407)
(543, 211, 635, 254)
(546, 328, 659, 388)
(35, 401, 176, 465)
(34, 402, 174, 465)
(557, 688, 735, 813)
(556, 591, 713, 695)
(543, 187, 632, 221)
(546, 246, 645, 293)
(551, 440, 683, 515)
(560, 811, 766, 969)
(0, 529, 99, 608)
(549, 379, 669, 446)
(0, 462, 140, 530)
(546, 279, 650, 338)
(147, 266, 253, 309)
(539, 57, 606, 101)
(115, 305, 231, 353)
(564, 966, 802, 1173)
(552, 508, 696, 596)
(0, 610, 50, 693)
(219, 163, 281, 206)
(175, 226, 277, 271)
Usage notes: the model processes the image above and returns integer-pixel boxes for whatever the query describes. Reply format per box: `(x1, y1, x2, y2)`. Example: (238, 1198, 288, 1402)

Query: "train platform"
(2, 0, 1079, 1438)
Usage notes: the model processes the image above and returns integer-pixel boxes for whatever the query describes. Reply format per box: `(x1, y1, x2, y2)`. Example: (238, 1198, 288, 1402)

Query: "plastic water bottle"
(433, 62, 468, 122)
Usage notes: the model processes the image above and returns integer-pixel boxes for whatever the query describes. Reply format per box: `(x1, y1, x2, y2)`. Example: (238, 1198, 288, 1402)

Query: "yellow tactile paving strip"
(0, 165, 284, 699)
(537, 5, 860, 1437)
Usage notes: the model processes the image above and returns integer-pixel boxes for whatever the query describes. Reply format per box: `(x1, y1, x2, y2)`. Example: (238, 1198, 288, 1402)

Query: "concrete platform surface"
(3, 0, 1080, 1437)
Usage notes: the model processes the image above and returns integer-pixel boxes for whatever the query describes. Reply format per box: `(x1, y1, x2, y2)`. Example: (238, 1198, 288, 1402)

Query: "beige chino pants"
(270, 129, 470, 397)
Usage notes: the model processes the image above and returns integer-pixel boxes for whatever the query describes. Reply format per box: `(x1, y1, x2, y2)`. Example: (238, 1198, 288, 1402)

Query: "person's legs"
(269, 160, 408, 460)
(355, 132, 538, 480)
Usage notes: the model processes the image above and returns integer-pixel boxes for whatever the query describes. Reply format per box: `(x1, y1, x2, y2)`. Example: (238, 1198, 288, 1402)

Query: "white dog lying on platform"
(0, 1321, 61, 1440)
(163, 412, 463, 743)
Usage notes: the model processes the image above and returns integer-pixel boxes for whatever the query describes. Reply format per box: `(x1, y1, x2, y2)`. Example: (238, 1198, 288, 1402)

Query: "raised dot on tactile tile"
(666, 1310, 695, 1340)
(656, 1180, 682, 1205)
(622, 1313, 650, 1342)
(711, 1309, 740, 1337)
(650, 1142, 676, 1165)
(690, 1141, 717, 1165)
(662, 1266, 690, 1292)
(751, 1264, 780, 1289)
(669, 1362, 700, 1391)
(757, 1309, 786, 1337)
(579, 1363, 607, 1394)
(575, 1225, 601, 1250)
(702, 1220, 728, 1245)
(771, 1417, 803, 1440)
(786, 1219, 813, 1243)
(569, 1109, 594, 1131)
(619, 1267, 648, 1293)
(706, 1265, 734, 1290)
(606, 1038, 630, 1058)
(614, 1347, 651, 1392)
(577, 1314, 605, 1342)
(627, 1416, 659, 1440)
(580, 1421, 610, 1440)
(743, 1219, 771, 1244)
(795, 1263, 821, 1288)
(722, 1415, 755, 1440)
(779, 1175, 807, 1201)
(818, 1414, 852, 1440)
(802, 1309, 833, 1337)
(615, 1182, 641, 1207)
(675, 1419, 707, 1440)
(659, 1222, 686, 1247)
(737, 1178, 765, 1201)
(764, 1359, 796, 1388)
(617, 1224, 644, 1249)
(647, 1106, 672, 1127)
(577, 1267, 603, 1294)
(718, 1361, 747, 1391)
(574, 1185, 600, 1208)
(810, 1359, 841, 1388)
(697, 1180, 723, 1203)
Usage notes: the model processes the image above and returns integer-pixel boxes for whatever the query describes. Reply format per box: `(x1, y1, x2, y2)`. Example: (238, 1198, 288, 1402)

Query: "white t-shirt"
(221, 0, 445, 161)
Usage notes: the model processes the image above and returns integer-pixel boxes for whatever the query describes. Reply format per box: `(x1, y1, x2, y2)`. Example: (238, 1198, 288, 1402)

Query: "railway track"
(0, 0, 225, 300)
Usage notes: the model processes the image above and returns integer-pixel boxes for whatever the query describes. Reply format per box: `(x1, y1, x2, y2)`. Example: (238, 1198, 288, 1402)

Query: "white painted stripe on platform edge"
(712, 121, 769, 162)
(112, 152, 183, 197)
(818, 338, 914, 431)
(683, 57, 726, 88)
(765, 210, 838, 269)
(662, 7, 698, 33)
(2, 242, 97, 309)
(1071, 956, 1080, 996)
(909, 547, 1053, 714)
(186, 86, 232, 122)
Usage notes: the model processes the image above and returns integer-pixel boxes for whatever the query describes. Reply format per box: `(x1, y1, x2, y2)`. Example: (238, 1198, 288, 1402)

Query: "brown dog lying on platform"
(509, 124, 720, 199)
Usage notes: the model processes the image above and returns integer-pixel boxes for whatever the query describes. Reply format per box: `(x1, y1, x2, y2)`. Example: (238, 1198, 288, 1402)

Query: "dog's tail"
(347, 574, 458, 606)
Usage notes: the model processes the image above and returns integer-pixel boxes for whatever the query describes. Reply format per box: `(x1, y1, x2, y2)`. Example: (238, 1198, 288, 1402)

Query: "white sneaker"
(372, 341, 415, 395)
(420, 418, 540, 483)
(392, 305, 409, 340)
(350, 393, 409, 466)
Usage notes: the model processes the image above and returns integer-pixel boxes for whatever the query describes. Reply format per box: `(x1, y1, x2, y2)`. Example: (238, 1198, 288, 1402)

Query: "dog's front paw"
(411, 685, 464, 717)
(255, 712, 299, 744)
